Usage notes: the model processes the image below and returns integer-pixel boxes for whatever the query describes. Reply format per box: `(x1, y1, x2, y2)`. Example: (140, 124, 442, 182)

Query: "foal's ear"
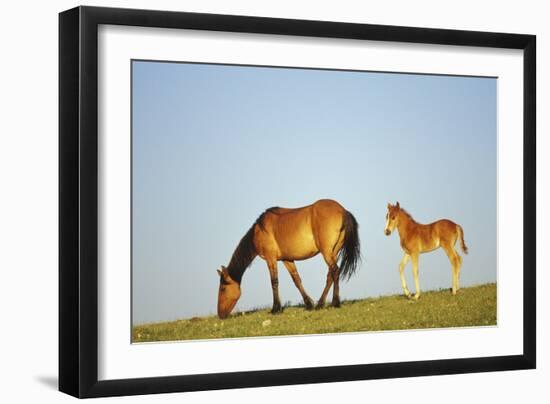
(396, 201, 400, 209)
(387, 202, 392, 209)
(217, 269, 223, 277)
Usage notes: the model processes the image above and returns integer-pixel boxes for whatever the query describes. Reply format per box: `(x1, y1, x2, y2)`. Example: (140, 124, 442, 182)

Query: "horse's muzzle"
(385, 229, 391, 236)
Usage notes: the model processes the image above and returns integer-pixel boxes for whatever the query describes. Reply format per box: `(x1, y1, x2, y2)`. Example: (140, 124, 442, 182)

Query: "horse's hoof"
(271, 305, 283, 314)
(304, 299, 315, 310)
(315, 302, 325, 310)
(413, 294, 420, 301)
(331, 300, 341, 308)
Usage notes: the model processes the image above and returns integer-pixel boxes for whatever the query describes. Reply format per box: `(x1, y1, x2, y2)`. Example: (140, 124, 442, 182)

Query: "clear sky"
(132, 60, 496, 325)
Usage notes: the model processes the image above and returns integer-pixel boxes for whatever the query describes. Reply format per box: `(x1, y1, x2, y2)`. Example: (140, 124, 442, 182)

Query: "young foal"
(384, 202, 468, 300)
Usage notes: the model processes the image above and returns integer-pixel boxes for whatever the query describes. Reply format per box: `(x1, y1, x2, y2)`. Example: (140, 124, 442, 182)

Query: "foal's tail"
(338, 211, 361, 281)
(457, 225, 468, 254)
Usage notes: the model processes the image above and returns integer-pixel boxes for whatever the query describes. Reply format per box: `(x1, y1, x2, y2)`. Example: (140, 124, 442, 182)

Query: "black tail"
(338, 210, 361, 281)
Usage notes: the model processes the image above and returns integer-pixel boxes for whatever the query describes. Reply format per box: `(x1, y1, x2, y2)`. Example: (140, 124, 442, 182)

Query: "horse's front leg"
(267, 260, 283, 314)
(398, 253, 411, 298)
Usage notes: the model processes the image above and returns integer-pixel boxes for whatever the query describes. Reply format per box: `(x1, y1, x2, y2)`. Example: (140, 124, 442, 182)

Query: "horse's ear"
(387, 203, 392, 209)
(396, 201, 400, 209)
(221, 265, 228, 274)
(217, 269, 223, 277)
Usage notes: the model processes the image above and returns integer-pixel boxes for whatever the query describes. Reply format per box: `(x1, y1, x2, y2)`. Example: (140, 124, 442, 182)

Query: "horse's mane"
(399, 207, 417, 224)
(257, 206, 280, 231)
(227, 207, 279, 283)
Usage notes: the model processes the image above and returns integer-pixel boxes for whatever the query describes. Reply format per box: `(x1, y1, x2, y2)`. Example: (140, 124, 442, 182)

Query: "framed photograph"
(59, 6, 536, 398)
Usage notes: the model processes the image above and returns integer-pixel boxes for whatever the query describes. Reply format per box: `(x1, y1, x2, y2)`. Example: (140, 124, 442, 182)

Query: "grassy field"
(133, 283, 496, 343)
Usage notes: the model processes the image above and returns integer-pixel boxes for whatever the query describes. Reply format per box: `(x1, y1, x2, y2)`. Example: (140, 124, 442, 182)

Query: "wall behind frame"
(0, 1, 545, 403)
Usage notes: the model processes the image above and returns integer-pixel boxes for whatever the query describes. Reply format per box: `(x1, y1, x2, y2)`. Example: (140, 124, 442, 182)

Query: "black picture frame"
(59, 5, 536, 399)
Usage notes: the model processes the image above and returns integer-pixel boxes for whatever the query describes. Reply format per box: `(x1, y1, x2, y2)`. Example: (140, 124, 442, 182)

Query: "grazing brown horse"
(217, 199, 361, 319)
(384, 202, 468, 300)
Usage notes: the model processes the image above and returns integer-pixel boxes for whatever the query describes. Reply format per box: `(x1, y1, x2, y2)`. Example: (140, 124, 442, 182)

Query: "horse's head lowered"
(217, 266, 241, 319)
(384, 202, 400, 236)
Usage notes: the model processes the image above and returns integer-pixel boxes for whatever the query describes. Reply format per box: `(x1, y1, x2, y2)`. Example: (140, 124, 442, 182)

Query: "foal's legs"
(456, 253, 462, 292)
(443, 244, 462, 295)
(266, 260, 283, 313)
(283, 260, 314, 310)
(411, 253, 421, 300)
(398, 253, 411, 297)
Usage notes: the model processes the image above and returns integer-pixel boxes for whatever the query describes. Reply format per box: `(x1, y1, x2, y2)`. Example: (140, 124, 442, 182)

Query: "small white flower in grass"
(262, 320, 271, 327)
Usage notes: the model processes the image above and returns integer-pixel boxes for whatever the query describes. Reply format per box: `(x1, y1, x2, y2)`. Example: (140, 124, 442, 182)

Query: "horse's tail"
(338, 210, 361, 281)
(457, 224, 468, 254)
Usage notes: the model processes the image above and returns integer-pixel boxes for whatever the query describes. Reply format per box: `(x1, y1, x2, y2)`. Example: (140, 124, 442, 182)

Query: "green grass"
(132, 283, 496, 343)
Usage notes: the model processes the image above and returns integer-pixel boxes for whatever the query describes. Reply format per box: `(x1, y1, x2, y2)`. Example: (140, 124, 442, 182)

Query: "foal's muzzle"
(385, 229, 391, 236)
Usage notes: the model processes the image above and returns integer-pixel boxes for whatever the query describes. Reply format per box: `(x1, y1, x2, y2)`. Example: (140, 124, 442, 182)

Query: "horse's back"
(312, 199, 345, 213)
(264, 199, 345, 226)
(255, 199, 347, 261)
(311, 199, 346, 226)
(256, 204, 317, 261)
(262, 204, 313, 227)
(434, 219, 458, 232)
(433, 219, 460, 244)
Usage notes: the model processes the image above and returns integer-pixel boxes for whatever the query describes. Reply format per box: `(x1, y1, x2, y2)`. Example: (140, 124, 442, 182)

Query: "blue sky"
(132, 60, 496, 325)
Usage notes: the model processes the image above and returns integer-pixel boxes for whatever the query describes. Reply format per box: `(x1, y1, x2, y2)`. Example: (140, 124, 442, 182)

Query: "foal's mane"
(399, 207, 417, 224)
(226, 207, 279, 283)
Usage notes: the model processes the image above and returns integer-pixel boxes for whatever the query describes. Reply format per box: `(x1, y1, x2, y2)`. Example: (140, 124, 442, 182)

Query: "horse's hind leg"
(315, 224, 345, 308)
(455, 252, 462, 293)
(318, 251, 341, 308)
(411, 253, 421, 300)
(442, 244, 461, 295)
(316, 270, 334, 309)
(331, 264, 341, 308)
(283, 260, 314, 310)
